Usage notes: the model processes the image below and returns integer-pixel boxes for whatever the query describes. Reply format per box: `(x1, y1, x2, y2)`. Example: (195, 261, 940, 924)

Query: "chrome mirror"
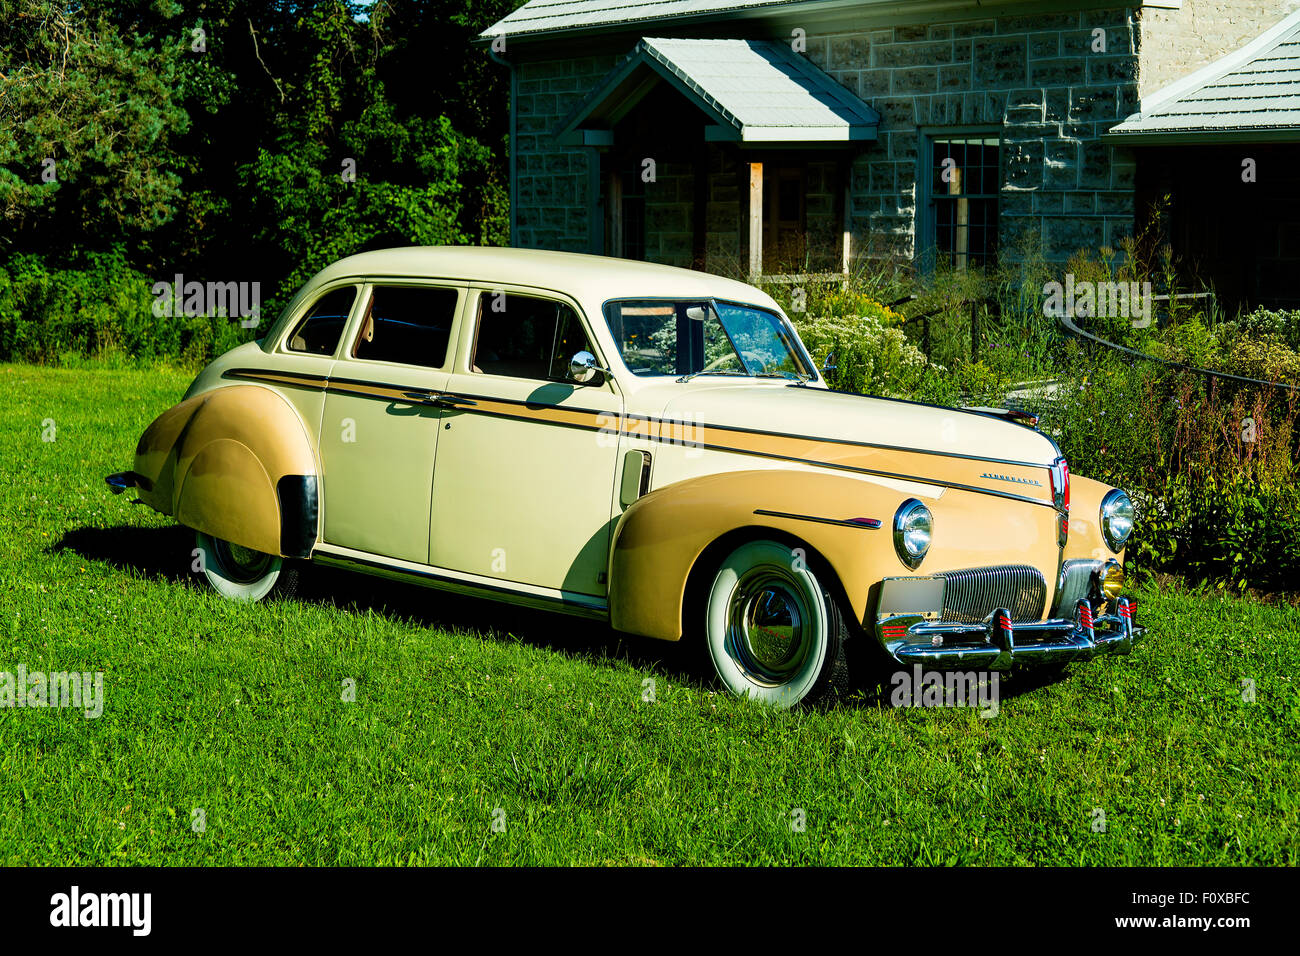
(822, 350, 837, 374)
(569, 350, 601, 383)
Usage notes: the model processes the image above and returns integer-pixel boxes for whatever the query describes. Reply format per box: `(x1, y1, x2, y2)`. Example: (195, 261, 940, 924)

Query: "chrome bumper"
(876, 596, 1143, 671)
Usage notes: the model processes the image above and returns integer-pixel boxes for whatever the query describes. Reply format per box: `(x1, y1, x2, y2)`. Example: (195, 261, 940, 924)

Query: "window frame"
(335, 280, 466, 373)
(599, 295, 820, 383)
(273, 281, 365, 360)
(918, 127, 1003, 272)
(464, 285, 613, 387)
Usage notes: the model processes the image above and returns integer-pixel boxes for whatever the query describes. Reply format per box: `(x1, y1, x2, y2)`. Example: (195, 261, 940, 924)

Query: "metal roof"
(481, 0, 806, 40)
(556, 37, 879, 144)
(1107, 7, 1300, 144)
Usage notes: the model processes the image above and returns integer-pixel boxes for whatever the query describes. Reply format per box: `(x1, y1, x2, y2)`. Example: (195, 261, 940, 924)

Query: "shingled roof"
(1107, 7, 1300, 144)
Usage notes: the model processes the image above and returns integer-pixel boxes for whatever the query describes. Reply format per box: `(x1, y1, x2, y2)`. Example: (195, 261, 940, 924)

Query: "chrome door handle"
(401, 391, 438, 405)
(433, 395, 477, 408)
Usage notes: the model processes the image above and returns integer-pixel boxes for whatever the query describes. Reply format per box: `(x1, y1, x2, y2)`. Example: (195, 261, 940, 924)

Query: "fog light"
(1100, 560, 1124, 599)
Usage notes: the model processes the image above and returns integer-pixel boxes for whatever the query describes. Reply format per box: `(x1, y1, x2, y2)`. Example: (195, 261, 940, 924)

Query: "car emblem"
(980, 472, 1042, 486)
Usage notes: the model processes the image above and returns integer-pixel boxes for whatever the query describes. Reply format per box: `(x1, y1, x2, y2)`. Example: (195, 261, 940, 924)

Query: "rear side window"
(352, 286, 459, 369)
(286, 286, 356, 355)
(471, 292, 595, 381)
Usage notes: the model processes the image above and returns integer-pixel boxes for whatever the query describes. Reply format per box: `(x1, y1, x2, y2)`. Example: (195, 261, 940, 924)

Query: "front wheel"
(703, 540, 850, 707)
(194, 530, 298, 601)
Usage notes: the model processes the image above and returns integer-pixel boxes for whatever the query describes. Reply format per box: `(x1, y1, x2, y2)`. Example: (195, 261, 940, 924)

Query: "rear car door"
(318, 281, 465, 563)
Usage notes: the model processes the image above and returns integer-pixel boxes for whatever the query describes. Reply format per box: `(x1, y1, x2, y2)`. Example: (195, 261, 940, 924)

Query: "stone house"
(481, 0, 1300, 305)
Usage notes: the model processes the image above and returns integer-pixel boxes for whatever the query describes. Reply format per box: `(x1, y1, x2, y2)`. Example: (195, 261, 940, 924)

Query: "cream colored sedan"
(107, 247, 1142, 706)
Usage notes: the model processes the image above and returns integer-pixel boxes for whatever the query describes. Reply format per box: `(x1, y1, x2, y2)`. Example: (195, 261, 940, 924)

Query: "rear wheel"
(194, 530, 299, 601)
(703, 540, 850, 707)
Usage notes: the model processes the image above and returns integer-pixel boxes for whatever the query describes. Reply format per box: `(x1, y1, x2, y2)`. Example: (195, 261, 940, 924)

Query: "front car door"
(428, 286, 623, 598)
(318, 281, 465, 563)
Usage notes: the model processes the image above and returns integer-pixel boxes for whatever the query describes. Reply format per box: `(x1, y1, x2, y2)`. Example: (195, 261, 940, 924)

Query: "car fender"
(132, 385, 319, 557)
(1064, 473, 1125, 562)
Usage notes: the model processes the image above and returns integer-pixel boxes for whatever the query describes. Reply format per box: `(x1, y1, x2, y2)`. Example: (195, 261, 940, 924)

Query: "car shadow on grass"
(53, 524, 1068, 710)
(52, 524, 703, 692)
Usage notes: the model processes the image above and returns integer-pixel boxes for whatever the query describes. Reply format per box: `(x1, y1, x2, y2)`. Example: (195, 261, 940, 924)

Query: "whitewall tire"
(704, 540, 850, 707)
(194, 530, 297, 602)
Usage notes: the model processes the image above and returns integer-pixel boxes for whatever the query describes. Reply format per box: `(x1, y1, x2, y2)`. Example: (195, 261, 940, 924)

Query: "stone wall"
(510, 5, 1159, 267)
(514, 54, 619, 251)
(1137, 0, 1300, 99)
(802, 7, 1142, 263)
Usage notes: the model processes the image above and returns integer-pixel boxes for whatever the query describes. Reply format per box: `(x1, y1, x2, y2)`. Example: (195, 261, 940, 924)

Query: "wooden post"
(951, 165, 968, 272)
(838, 158, 851, 280)
(607, 173, 623, 258)
(748, 161, 763, 280)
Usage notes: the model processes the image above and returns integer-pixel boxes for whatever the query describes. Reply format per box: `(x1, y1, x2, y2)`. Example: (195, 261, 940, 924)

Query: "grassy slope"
(0, 363, 1296, 865)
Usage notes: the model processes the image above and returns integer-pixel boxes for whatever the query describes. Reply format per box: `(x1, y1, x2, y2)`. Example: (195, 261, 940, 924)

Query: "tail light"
(1049, 456, 1070, 547)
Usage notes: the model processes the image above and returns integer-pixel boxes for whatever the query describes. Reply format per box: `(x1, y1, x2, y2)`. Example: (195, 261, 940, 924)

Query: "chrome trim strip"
(753, 509, 881, 529)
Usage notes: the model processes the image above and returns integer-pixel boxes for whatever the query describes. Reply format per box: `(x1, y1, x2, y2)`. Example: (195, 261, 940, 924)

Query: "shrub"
(792, 309, 930, 396)
(0, 251, 258, 368)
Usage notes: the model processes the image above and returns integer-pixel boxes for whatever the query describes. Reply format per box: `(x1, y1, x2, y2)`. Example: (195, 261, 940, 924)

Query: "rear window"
(286, 286, 356, 355)
(352, 286, 459, 369)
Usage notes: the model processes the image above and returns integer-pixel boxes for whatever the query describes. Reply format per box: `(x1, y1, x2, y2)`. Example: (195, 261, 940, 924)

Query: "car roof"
(309, 246, 782, 311)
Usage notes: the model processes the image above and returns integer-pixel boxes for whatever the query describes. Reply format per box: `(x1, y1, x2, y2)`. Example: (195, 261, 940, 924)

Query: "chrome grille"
(936, 565, 1047, 623)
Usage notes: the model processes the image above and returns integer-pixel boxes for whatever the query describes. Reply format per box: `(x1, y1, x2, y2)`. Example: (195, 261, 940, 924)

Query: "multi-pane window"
(929, 135, 1000, 270)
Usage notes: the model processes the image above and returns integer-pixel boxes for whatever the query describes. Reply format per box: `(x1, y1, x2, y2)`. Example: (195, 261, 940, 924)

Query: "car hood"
(644, 381, 1061, 503)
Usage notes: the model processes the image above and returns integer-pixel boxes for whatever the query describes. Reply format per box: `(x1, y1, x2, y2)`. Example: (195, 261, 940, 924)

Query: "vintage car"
(107, 246, 1142, 706)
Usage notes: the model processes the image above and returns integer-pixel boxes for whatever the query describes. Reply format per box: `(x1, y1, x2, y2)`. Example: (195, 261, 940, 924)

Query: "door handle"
(433, 395, 478, 408)
(401, 391, 438, 405)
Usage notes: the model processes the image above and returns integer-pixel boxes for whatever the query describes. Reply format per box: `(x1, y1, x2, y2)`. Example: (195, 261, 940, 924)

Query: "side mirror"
(569, 350, 605, 384)
(822, 351, 837, 374)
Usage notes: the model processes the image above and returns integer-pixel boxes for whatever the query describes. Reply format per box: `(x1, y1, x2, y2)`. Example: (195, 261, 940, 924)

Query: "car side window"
(471, 292, 596, 381)
(351, 285, 458, 369)
(286, 286, 357, 355)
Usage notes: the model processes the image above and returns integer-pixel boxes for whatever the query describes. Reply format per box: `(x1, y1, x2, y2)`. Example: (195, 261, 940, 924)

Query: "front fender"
(132, 385, 319, 557)
(608, 470, 918, 641)
(1065, 474, 1126, 563)
(609, 469, 1063, 641)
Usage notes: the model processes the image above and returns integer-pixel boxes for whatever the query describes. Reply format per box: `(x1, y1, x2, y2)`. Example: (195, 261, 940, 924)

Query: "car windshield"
(602, 299, 814, 380)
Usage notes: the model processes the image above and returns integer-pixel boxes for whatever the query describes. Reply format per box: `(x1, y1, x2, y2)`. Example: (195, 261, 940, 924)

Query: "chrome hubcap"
(213, 538, 274, 584)
(726, 569, 809, 684)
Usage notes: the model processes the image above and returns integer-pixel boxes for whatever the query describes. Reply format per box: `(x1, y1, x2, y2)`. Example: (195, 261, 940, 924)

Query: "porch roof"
(555, 37, 879, 146)
(1107, 8, 1300, 145)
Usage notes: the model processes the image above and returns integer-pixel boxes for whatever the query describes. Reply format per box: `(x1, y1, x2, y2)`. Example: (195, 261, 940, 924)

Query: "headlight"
(893, 498, 932, 569)
(1100, 489, 1134, 552)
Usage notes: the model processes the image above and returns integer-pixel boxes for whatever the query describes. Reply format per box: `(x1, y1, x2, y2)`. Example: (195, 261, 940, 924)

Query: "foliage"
(791, 306, 930, 396)
(0, 0, 511, 363)
(0, 250, 254, 367)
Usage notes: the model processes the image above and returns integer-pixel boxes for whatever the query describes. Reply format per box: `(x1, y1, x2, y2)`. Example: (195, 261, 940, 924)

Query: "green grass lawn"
(1, 362, 1297, 865)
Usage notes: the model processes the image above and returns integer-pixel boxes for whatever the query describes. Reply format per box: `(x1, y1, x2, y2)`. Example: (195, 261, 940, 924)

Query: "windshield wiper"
(676, 368, 746, 384)
(754, 370, 811, 385)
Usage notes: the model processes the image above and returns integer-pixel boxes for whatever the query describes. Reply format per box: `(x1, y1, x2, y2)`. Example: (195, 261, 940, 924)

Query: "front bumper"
(876, 595, 1143, 671)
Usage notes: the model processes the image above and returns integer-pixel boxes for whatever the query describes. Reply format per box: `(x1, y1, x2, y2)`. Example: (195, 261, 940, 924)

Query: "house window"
(928, 134, 1000, 269)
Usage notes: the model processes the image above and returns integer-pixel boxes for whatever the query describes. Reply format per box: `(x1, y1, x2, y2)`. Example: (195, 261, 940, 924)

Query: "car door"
(318, 281, 466, 563)
(428, 286, 623, 597)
